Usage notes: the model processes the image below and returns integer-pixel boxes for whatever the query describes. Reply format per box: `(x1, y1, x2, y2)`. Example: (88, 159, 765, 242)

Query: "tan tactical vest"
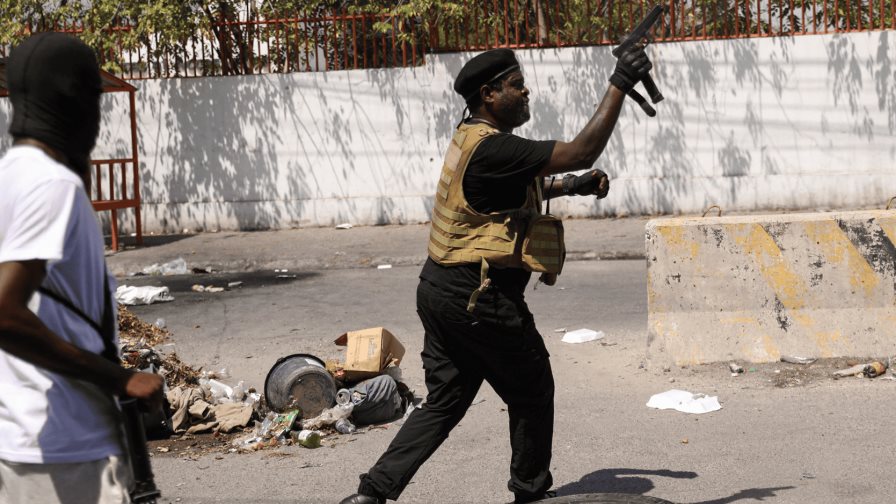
(428, 122, 565, 310)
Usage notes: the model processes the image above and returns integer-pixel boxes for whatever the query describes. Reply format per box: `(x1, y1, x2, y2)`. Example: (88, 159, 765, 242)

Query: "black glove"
(562, 170, 610, 199)
(609, 45, 653, 94)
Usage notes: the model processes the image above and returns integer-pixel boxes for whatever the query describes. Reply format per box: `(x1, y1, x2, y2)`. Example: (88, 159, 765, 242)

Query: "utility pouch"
(521, 214, 565, 275)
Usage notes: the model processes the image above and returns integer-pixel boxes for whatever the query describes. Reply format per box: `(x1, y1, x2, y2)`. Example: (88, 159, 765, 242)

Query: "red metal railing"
(434, 0, 896, 51)
(89, 158, 142, 251)
(2, 1, 893, 78)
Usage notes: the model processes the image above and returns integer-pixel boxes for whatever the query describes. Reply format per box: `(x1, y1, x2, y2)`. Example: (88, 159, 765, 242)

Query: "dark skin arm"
(537, 85, 626, 195)
(0, 260, 163, 408)
(473, 80, 626, 198)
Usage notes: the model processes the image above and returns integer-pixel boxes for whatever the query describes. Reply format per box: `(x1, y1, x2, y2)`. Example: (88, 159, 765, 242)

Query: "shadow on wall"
(137, 59, 466, 233)
(76, 33, 896, 232)
(139, 76, 295, 232)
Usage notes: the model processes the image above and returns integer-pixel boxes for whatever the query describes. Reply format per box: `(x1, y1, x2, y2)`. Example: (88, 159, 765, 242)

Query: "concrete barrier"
(646, 210, 896, 365)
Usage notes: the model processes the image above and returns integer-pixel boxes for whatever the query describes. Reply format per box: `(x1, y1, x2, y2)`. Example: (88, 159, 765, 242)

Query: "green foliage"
(1, 1, 892, 77)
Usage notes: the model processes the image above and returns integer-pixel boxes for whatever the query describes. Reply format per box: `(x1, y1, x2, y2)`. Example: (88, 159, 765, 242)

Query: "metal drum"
(264, 354, 336, 416)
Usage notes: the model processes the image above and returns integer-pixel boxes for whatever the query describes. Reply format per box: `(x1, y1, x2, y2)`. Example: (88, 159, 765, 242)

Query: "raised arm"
(538, 45, 652, 178)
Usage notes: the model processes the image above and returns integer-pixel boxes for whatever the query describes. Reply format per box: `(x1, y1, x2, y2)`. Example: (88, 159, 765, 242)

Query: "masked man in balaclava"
(0, 33, 163, 503)
(341, 44, 652, 504)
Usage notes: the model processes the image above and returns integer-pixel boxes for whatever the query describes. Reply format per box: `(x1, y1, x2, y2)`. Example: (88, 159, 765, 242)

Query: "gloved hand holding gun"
(561, 169, 610, 199)
(610, 4, 667, 116)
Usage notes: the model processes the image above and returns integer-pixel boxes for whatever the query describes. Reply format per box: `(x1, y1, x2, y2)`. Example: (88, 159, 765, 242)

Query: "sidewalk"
(105, 217, 652, 277)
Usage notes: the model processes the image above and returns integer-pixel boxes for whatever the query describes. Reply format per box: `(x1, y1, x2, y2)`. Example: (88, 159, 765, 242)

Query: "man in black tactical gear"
(341, 43, 653, 504)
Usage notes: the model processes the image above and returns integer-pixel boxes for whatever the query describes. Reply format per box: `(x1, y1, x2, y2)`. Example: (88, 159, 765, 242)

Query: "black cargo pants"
(358, 278, 555, 502)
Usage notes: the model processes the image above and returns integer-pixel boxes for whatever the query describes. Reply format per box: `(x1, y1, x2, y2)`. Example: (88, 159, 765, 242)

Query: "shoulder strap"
(38, 274, 119, 364)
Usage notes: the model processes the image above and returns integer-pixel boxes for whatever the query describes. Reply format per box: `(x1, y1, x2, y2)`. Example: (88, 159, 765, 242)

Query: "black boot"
(339, 494, 385, 504)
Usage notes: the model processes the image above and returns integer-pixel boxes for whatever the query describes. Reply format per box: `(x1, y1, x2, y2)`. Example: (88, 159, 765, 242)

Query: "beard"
(518, 105, 531, 124)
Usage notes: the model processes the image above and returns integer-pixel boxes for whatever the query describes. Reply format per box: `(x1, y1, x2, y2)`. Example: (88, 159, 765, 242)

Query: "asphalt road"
(125, 260, 896, 504)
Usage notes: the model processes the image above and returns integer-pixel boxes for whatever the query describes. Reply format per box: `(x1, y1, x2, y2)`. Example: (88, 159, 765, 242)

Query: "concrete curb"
(105, 218, 650, 277)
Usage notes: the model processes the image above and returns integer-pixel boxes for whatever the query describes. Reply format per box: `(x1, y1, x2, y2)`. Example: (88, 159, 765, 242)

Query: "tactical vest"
(428, 122, 566, 311)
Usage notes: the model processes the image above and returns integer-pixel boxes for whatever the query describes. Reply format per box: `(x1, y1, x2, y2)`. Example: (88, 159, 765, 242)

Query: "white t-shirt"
(0, 145, 122, 464)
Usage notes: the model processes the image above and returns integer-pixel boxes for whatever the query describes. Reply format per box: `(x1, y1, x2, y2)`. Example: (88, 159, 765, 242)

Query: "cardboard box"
(334, 327, 405, 381)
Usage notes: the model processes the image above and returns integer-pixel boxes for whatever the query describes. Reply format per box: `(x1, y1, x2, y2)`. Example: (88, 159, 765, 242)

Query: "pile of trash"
(118, 306, 201, 388)
(231, 372, 415, 452)
(117, 307, 261, 435)
(232, 327, 418, 452)
(119, 309, 419, 452)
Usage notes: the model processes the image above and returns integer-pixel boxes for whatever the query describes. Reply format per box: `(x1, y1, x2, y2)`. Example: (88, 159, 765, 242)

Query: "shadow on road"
(556, 468, 697, 495)
(688, 486, 796, 503)
(555, 469, 794, 503)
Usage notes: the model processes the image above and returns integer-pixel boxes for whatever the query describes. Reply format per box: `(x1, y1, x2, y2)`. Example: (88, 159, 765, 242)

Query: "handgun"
(612, 5, 667, 117)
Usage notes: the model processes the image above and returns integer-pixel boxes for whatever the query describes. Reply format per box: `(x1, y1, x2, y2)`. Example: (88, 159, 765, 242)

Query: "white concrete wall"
(2, 31, 895, 232)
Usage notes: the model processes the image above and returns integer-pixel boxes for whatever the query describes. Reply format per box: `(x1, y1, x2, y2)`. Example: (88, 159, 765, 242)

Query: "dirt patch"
(683, 357, 895, 388)
(148, 432, 237, 459)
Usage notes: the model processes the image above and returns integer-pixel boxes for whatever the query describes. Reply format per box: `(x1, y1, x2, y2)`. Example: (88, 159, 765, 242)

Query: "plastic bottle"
(291, 429, 321, 448)
(335, 418, 356, 434)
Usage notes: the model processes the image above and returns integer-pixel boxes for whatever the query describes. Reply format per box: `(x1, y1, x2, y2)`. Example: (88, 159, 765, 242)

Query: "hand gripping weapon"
(611, 5, 667, 117)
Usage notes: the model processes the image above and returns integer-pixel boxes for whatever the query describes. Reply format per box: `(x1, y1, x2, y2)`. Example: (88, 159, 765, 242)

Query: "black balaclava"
(7, 32, 102, 175)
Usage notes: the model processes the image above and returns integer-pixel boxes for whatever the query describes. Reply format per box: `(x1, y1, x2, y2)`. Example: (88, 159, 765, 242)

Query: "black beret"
(453, 48, 520, 101)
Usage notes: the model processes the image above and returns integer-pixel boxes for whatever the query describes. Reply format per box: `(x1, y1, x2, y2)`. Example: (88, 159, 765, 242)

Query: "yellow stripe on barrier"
(656, 226, 700, 260)
(728, 223, 812, 327)
(803, 220, 879, 298)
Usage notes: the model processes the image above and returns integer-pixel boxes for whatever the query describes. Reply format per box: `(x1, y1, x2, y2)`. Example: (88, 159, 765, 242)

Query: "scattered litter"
(227, 281, 243, 288)
(553, 328, 567, 333)
(277, 274, 297, 279)
(561, 329, 605, 344)
(646, 389, 722, 415)
(115, 285, 174, 306)
(334, 328, 406, 381)
(141, 257, 188, 276)
(335, 418, 356, 434)
(728, 362, 744, 374)
(781, 355, 816, 365)
(291, 429, 321, 448)
(167, 386, 254, 434)
(302, 403, 354, 431)
(192, 284, 225, 293)
(377, 264, 393, 270)
(274, 269, 289, 273)
(863, 361, 888, 378)
(335, 223, 354, 230)
(154, 318, 167, 329)
(191, 267, 212, 274)
(832, 361, 889, 379)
